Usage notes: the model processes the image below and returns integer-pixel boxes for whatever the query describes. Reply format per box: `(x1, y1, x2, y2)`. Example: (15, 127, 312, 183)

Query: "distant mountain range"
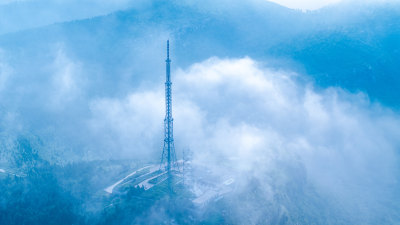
(0, 0, 399, 107)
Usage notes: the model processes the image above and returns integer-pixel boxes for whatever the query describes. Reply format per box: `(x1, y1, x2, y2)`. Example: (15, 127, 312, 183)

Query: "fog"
(90, 57, 399, 223)
(0, 0, 148, 34)
(0, 0, 399, 224)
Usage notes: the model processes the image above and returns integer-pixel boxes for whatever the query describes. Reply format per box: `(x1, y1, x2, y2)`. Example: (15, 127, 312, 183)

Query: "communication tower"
(160, 40, 177, 174)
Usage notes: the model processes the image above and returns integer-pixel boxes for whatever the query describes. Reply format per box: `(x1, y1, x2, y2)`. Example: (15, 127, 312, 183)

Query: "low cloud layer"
(88, 57, 400, 223)
(178, 58, 399, 223)
(1, 51, 398, 222)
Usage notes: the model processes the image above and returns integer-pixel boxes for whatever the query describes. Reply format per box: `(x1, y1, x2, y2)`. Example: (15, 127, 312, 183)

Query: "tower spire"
(160, 40, 177, 175)
(167, 40, 170, 60)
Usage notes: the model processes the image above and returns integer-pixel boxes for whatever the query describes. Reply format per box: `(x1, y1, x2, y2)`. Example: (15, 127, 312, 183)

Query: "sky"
(267, 0, 395, 10)
(268, 0, 343, 10)
(0, 0, 137, 34)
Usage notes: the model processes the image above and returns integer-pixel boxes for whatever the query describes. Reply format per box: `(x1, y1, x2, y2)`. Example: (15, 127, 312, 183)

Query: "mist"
(88, 57, 399, 223)
(0, 0, 399, 224)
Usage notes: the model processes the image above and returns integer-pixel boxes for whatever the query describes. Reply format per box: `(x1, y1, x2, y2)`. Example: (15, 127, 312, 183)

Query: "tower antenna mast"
(160, 40, 177, 175)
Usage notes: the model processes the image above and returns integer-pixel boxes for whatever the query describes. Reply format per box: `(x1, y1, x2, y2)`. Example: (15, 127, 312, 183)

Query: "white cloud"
(0, 49, 12, 92)
(88, 91, 165, 159)
(87, 57, 400, 222)
(48, 46, 83, 110)
(175, 57, 399, 222)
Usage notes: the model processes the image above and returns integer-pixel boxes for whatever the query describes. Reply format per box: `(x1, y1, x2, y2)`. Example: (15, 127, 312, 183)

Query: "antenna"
(167, 40, 170, 60)
(160, 40, 177, 177)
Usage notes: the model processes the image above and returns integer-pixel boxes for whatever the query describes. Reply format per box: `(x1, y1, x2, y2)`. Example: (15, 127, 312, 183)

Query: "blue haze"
(0, 0, 399, 224)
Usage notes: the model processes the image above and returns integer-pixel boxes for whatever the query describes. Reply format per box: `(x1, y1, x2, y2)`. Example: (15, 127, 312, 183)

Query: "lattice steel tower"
(160, 40, 177, 173)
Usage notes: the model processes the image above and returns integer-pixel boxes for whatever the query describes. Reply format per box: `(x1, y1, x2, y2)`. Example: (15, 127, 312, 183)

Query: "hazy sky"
(0, 0, 136, 34)
(268, 0, 343, 10)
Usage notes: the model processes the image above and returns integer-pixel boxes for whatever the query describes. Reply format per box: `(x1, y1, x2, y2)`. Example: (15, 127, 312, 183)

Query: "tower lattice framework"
(160, 40, 177, 173)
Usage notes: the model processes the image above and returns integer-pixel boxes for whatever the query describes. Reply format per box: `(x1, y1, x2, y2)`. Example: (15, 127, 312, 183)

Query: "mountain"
(0, 0, 399, 105)
(1, 1, 400, 224)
